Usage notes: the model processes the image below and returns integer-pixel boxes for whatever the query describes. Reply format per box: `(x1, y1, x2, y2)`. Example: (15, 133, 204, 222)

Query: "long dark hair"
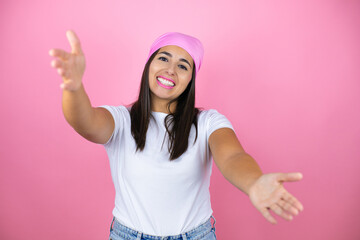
(130, 49, 199, 160)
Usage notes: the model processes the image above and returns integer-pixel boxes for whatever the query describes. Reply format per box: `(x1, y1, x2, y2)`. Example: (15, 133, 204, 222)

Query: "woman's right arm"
(49, 30, 114, 144)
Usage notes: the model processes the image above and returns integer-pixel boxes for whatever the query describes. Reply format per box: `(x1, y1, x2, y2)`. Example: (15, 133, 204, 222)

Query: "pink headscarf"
(146, 32, 204, 75)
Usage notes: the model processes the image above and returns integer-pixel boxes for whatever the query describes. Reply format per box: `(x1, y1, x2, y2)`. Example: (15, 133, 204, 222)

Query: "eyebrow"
(159, 51, 192, 68)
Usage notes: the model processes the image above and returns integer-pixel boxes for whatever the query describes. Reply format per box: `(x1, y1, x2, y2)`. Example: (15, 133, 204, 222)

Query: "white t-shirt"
(100, 105, 234, 236)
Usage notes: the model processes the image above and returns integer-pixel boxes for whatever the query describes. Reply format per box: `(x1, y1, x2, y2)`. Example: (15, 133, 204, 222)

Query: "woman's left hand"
(248, 172, 304, 224)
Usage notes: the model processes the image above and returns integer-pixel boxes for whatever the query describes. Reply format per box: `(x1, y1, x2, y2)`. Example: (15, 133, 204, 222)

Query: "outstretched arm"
(209, 128, 303, 224)
(49, 30, 114, 144)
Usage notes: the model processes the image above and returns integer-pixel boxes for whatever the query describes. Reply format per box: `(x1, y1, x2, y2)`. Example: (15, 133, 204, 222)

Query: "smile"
(156, 76, 175, 89)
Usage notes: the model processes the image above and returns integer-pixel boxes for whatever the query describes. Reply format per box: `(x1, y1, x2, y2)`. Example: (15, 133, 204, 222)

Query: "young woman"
(49, 31, 303, 240)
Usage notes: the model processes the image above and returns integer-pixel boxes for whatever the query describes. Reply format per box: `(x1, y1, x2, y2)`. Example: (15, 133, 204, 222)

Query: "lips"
(156, 76, 175, 89)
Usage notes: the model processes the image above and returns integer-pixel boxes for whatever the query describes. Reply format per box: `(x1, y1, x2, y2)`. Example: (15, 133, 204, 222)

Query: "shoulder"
(99, 105, 129, 112)
(97, 105, 131, 130)
(98, 105, 130, 117)
(197, 108, 234, 138)
(198, 108, 227, 122)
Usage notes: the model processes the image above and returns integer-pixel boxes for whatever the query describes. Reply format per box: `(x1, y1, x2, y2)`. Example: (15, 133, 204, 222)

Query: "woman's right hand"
(49, 30, 86, 91)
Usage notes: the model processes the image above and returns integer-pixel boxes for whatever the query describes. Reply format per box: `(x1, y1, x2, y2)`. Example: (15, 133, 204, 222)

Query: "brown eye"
(158, 57, 168, 62)
(179, 64, 187, 71)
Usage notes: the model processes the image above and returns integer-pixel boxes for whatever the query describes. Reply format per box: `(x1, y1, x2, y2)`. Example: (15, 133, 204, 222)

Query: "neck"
(151, 97, 176, 114)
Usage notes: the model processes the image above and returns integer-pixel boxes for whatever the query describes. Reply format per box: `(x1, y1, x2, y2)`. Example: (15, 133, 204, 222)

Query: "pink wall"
(1, 0, 359, 239)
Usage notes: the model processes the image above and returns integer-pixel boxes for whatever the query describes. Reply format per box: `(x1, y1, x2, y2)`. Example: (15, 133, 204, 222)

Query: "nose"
(166, 63, 176, 75)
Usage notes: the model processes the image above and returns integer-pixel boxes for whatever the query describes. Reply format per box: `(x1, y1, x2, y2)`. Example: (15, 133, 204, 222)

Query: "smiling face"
(148, 45, 194, 112)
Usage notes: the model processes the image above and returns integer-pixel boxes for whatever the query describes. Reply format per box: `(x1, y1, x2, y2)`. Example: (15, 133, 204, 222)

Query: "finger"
(276, 205, 294, 221)
(61, 81, 71, 90)
(66, 30, 83, 55)
(61, 82, 73, 90)
(269, 203, 283, 216)
(56, 67, 71, 79)
(282, 192, 304, 212)
(276, 172, 303, 182)
(61, 80, 76, 91)
(49, 49, 71, 60)
(57, 68, 66, 77)
(259, 207, 277, 224)
(51, 59, 65, 69)
(277, 199, 299, 216)
(270, 204, 293, 221)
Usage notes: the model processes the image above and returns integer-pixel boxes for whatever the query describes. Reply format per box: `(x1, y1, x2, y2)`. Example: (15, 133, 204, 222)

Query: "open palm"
(249, 172, 303, 224)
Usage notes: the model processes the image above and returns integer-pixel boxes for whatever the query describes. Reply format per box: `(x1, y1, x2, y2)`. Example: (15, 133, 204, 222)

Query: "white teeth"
(157, 77, 175, 87)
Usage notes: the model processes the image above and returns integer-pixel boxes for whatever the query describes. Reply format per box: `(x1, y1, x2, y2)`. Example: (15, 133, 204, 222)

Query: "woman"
(49, 31, 303, 240)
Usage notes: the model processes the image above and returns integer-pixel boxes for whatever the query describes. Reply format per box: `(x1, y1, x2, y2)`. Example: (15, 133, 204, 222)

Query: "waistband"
(110, 216, 216, 240)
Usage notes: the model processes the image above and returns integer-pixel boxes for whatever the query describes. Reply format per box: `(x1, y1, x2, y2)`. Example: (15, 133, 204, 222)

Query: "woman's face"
(148, 45, 194, 106)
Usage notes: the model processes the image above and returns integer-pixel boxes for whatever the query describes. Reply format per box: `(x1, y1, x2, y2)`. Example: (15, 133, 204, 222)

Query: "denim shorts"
(108, 216, 217, 240)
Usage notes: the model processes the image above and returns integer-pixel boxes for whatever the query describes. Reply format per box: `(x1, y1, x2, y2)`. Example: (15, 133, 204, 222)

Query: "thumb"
(66, 30, 83, 55)
(276, 172, 303, 182)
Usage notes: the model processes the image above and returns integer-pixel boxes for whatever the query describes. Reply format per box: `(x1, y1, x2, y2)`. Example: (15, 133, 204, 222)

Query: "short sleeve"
(98, 105, 128, 146)
(206, 109, 235, 142)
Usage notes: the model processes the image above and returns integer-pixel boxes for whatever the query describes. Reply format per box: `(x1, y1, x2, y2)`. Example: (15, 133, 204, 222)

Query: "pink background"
(1, 0, 359, 239)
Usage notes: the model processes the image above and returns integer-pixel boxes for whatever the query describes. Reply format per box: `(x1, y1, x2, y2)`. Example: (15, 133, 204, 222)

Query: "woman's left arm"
(209, 128, 304, 224)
